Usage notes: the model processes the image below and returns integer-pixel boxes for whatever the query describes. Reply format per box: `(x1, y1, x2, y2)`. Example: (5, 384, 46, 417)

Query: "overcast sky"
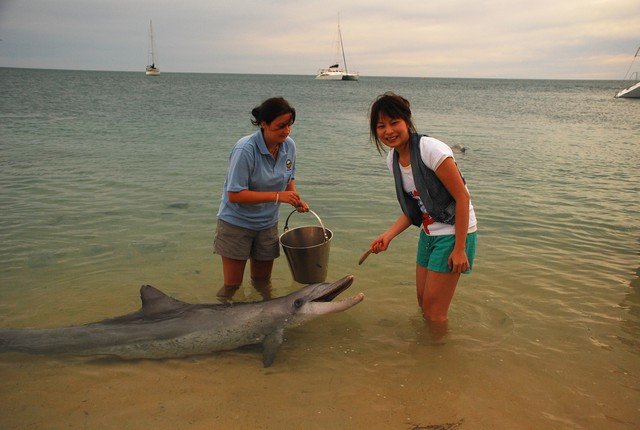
(1, 0, 638, 79)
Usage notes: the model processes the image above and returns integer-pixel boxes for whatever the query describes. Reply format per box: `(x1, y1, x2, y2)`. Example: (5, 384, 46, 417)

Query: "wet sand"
(1, 287, 638, 430)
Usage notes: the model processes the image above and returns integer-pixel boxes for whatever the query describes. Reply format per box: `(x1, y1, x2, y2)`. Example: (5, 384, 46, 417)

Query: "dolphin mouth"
(312, 275, 354, 302)
(302, 275, 363, 316)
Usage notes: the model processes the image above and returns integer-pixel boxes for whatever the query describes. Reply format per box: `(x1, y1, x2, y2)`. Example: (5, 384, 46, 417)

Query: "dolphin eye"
(293, 299, 303, 309)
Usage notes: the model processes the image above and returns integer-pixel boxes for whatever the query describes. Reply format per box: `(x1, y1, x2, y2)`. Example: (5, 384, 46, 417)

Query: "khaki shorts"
(213, 219, 280, 261)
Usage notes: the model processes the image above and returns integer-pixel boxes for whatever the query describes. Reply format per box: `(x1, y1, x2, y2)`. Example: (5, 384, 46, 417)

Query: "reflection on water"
(1, 70, 639, 429)
(250, 278, 273, 301)
(619, 249, 640, 350)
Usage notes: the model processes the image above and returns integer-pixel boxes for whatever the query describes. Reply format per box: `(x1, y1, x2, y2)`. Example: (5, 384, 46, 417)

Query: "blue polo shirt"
(217, 130, 297, 230)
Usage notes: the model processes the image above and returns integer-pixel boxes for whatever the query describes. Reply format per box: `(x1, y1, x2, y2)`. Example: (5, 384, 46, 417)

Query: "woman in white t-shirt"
(367, 92, 478, 332)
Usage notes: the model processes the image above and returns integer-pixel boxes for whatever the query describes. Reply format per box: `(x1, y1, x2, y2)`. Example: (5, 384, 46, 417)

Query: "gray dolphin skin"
(451, 144, 467, 154)
(0, 275, 364, 367)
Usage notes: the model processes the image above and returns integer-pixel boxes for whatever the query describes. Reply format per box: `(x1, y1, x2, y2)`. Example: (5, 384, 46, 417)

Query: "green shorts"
(416, 230, 477, 273)
(213, 219, 280, 261)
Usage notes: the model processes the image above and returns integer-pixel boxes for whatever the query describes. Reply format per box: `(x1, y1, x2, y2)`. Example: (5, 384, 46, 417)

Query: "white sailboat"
(145, 20, 160, 76)
(316, 18, 359, 81)
(615, 46, 639, 98)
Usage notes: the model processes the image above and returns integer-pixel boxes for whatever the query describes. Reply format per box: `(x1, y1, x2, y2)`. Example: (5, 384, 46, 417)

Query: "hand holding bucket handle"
(283, 209, 329, 242)
(280, 209, 332, 283)
(278, 191, 309, 212)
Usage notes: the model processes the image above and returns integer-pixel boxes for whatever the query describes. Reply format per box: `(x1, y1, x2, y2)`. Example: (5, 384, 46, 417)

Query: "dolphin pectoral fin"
(261, 328, 284, 367)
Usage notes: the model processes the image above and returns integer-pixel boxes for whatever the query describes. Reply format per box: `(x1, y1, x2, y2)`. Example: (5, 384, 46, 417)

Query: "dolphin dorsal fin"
(139, 285, 188, 316)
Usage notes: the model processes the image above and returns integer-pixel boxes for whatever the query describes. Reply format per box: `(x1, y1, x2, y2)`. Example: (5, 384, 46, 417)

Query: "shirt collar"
(255, 130, 288, 157)
(255, 130, 270, 156)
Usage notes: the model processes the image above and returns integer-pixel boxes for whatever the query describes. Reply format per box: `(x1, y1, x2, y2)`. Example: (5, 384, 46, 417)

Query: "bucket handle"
(283, 209, 329, 242)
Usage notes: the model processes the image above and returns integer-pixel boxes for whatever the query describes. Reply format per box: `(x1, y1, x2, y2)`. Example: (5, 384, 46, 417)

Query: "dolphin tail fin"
(261, 328, 284, 367)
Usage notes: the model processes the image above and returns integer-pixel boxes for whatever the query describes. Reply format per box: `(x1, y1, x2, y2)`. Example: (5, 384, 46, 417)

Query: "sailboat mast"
(621, 45, 640, 81)
(149, 20, 157, 66)
(338, 19, 348, 74)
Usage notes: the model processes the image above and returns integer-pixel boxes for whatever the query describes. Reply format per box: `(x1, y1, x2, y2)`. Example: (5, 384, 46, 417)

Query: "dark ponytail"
(251, 97, 296, 126)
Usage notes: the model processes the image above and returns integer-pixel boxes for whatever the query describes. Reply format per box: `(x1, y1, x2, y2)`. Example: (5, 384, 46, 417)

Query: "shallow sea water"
(0, 68, 639, 429)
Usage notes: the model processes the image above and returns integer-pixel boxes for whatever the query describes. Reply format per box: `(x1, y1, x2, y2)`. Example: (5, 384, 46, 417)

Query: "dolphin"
(451, 144, 467, 154)
(0, 275, 364, 367)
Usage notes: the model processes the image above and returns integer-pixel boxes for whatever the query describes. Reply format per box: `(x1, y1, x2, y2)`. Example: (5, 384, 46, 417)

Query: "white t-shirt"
(386, 136, 477, 236)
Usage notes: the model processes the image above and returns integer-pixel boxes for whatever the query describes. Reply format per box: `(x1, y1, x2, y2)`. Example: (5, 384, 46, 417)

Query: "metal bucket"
(279, 209, 332, 284)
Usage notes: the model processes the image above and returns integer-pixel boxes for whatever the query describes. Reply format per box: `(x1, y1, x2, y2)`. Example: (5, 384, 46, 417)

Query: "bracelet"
(275, 192, 279, 204)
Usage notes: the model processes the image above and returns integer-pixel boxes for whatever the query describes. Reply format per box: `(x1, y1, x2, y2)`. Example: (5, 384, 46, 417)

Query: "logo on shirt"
(412, 190, 435, 234)
(286, 159, 293, 170)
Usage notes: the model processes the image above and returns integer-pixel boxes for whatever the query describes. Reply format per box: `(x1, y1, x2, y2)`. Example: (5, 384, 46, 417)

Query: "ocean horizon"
(3, 65, 633, 81)
(1, 67, 638, 429)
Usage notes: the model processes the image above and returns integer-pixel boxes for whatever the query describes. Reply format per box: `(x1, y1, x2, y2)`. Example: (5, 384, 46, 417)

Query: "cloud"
(1, 0, 638, 78)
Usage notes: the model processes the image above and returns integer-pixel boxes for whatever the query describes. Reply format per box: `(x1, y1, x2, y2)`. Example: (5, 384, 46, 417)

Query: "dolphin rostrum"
(0, 275, 364, 367)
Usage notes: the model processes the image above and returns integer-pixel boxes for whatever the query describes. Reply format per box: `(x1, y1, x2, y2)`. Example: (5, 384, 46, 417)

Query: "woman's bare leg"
(217, 256, 247, 300)
(421, 270, 460, 322)
(250, 259, 274, 300)
(416, 264, 428, 306)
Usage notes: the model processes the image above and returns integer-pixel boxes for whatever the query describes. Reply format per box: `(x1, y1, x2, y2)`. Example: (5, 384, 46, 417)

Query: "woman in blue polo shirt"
(214, 97, 309, 301)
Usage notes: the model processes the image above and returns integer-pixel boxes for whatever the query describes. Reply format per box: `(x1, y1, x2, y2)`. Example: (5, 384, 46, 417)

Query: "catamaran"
(145, 20, 160, 76)
(615, 46, 639, 98)
(316, 18, 358, 81)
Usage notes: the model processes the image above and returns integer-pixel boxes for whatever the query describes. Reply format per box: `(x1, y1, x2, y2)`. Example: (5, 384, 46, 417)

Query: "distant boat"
(145, 20, 160, 76)
(315, 18, 358, 81)
(616, 80, 640, 98)
(615, 46, 639, 98)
